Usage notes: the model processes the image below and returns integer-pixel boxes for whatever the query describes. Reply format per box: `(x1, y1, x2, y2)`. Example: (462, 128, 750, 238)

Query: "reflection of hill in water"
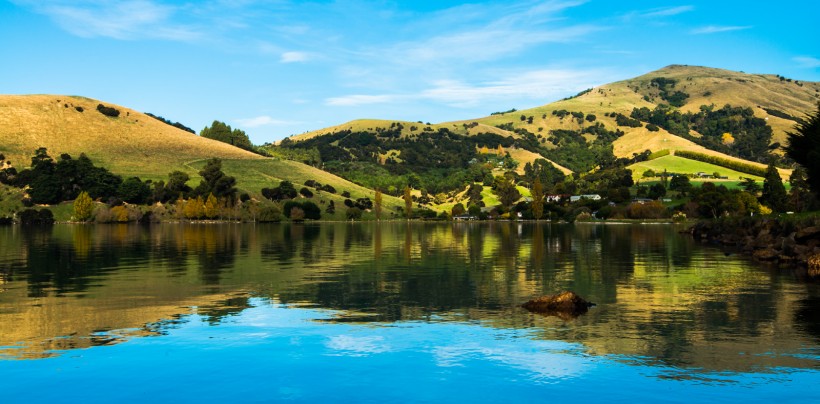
(0, 223, 817, 372)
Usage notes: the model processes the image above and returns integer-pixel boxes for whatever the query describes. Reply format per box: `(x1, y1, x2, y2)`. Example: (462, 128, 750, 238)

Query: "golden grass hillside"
(0, 95, 262, 179)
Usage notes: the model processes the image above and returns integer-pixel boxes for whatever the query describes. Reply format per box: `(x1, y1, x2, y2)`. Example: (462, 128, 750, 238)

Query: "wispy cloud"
(793, 56, 820, 68)
(325, 95, 397, 107)
(420, 69, 605, 107)
(691, 25, 752, 34)
(325, 68, 608, 108)
(235, 116, 300, 128)
(280, 51, 310, 63)
(14, 0, 200, 41)
(622, 5, 693, 21)
(641, 5, 694, 18)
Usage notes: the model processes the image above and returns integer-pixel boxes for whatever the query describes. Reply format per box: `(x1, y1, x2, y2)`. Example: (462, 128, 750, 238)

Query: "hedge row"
(674, 150, 767, 177)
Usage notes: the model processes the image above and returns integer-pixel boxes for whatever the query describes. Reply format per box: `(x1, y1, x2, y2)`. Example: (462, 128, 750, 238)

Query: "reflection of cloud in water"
(434, 340, 589, 381)
(326, 335, 392, 356)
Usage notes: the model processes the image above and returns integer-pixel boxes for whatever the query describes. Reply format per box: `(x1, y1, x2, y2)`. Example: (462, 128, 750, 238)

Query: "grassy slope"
(0, 95, 262, 179)
(628, 155, 763, 182)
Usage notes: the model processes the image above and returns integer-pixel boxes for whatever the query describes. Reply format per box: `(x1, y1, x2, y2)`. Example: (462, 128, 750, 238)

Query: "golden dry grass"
(0, 95, 262, 179)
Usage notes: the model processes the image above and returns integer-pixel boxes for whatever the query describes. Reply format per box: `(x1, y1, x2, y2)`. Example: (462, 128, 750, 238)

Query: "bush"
(258, 205, 282, 222)
(18, 208, 54, 225)
(320, 184, 336, 194)
(342, 191, 351, 198)
(345, 207, 363, 220)
(344, 199, 354, 208)
(299, 187, 314, 198)
(96, 104, 120, 117)
(75, 106, 84, 113)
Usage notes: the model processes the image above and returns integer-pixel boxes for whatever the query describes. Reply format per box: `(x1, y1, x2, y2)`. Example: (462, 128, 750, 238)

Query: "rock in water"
(522, 291, 594, 319)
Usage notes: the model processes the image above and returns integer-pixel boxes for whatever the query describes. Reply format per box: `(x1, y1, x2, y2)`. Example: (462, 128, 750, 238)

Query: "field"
(629, 155, 764, 183)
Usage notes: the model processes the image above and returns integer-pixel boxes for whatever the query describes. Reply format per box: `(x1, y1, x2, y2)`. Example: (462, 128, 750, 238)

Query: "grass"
(0, 95, 262, 180)
(629, 155, 764, 182)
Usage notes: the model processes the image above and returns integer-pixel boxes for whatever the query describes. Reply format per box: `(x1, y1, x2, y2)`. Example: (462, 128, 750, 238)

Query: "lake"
(0, 222, 818, 402)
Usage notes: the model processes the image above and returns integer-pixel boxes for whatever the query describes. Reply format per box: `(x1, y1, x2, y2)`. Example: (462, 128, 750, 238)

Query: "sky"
(1, 0, 818, 144)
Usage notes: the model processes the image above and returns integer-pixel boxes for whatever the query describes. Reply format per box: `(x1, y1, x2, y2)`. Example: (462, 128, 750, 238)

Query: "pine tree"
(761, 162, 787, 212)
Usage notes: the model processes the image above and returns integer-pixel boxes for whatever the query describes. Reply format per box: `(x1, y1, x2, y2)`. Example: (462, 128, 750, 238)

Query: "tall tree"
(196, 158, 237, 200)
(531, 176, 544, 220)
(784, 104, 820, 195)
(374, 190, 383, 220)
(493, 176, 520, 209)
(403, 186, 413, 219)
(761, 162, 787, 212)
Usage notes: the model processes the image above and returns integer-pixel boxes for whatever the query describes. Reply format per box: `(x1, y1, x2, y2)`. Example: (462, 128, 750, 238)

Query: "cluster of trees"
(629, 104, 775, 162)
(146, 112, 195, 133)
(650, 77, 689, 107)
(200, 120, 256, 153)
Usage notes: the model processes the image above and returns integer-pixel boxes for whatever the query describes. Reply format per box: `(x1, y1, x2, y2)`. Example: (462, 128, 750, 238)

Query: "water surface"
(0, 223, 817, 402)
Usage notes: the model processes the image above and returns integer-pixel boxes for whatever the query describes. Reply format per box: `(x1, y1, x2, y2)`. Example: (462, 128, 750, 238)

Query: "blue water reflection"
(2, 298, 817, 403)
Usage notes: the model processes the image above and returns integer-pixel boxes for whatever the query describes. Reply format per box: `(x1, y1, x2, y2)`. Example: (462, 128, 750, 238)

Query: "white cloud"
(325, 68, 607, 109)
(793, 56, 820, 69)
(641, 5, 694, 18)
(421, 68, 605, 107)
(691, 25, 752, 35)
(15, 0, 200, 41)
(280, 51, 309, 63)
(235, 116, 298, 128)
(325, 94, 397, 107)
(326, 335, 391, 356)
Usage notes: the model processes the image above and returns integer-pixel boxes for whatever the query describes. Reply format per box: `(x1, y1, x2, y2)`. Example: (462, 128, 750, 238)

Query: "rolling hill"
(0, 95, 405, 217)
(284, 65, 814, 183)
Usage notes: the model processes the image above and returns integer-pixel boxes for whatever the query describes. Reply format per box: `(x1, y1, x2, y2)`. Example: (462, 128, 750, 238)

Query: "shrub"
(345, 207, 363, 220)
(299, 187, 314, 198)
(258, 205, 282, 222)
(342, 191, 351, 198)
(96, 104, 120, 118)
(75, 106, 84, 113)
(344, 199, 354, 208)
(321, 184, 336, 193)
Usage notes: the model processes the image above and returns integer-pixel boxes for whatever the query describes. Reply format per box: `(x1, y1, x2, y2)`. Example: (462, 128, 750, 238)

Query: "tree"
(200, 120, 254, 151)
(118, 177, 150, 204)
(669, 175, 692, 195)
(196, 158, 237, 200)
(290, 206, 305, 222)
(789, 166, 817, 212)
(346, 207, 363, 220)
(784, 103, 820, 195)
(531, 176, 544, 220)
(403, 186, 413, 218)
(73, 191, 94, 221)
(761, 162, 787, 212)
(451, 203, 466, 217)
(204, 193, 219, 219)
(739, 177, 761, 195)
(374, 190, 383, 220)
(165, 171, 192, 200)
(493, 176, 520, 209)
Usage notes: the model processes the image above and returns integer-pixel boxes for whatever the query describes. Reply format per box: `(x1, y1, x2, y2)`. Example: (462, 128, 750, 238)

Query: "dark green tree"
(118, 177, 151, 204)
(761, 162, 787, 212)
(195, 158, 237, 200)
(784, 104, 820, 195)
(201, 121, 254, 151)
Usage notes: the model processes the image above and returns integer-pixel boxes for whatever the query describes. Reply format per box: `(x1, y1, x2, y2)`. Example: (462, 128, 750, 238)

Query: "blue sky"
(2, 1, 818, 144)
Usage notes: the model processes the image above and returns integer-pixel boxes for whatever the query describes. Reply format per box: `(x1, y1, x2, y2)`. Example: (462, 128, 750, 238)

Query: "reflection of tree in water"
(21, 226, 142, 297)
(197, 296, 253, 325)
(794, 292, 820, 343)
(184, 225, 240, 285)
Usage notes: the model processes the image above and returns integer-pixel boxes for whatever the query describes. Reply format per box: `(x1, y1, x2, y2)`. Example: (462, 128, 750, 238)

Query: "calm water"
(0, 222, 818, 402)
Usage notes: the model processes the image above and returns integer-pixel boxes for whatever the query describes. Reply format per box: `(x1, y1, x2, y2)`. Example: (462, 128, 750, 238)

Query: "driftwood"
(522, 291, 595, 319)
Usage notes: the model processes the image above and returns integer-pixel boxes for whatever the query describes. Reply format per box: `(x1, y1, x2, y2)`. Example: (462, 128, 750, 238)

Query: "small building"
(453, 214, 478, 221)
(570, 194, 602, 202)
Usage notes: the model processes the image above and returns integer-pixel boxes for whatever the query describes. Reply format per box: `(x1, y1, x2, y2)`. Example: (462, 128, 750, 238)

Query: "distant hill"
(282, 65, 813, 186)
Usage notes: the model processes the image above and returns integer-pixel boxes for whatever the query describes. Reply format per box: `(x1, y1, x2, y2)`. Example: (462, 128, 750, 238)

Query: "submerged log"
(522, 291, 595, 319)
